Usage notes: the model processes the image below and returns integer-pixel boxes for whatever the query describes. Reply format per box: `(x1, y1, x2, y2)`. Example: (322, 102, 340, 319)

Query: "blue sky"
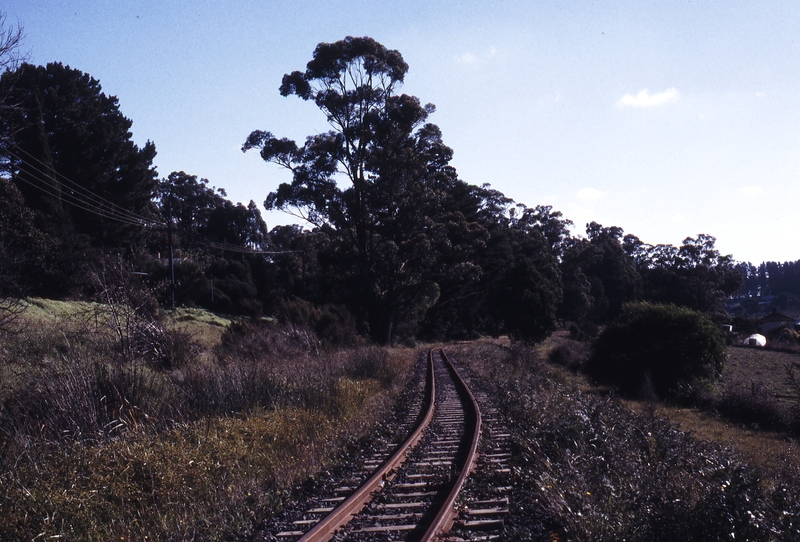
(5, 1, 800, 263)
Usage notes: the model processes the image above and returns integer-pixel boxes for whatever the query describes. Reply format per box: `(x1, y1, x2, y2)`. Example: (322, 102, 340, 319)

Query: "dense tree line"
(736, 260, 800, 301)
(0, 34, 763, 345)
(0, 62, 158, 295)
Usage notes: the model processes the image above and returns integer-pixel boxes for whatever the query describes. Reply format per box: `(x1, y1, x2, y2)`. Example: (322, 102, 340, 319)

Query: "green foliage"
(276, 296, 359, 347)
(246, 37, 546, 344)
(2, 62, 158, 250)
(586, 302, 727, 398)
(493, 253, 561, 343)
(0, 62, 158, 297)
(451, 342, 800, 541)
(560, 222, 640, 325)
(738, 259, 800, 300)
(0, 179, 65, 297)
(159, 171, 269, 252)
(633, 234, 743, 313)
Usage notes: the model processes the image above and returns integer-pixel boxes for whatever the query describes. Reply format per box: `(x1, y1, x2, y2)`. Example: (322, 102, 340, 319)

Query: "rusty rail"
(298, 350, 436, 542)
(419, 348, 482, 541)
(296, 347, 482, 541)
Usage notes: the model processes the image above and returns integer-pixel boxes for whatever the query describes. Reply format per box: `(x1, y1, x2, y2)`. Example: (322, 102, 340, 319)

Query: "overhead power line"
(5, 142, 303, 256)
(6, 143, 161, 226)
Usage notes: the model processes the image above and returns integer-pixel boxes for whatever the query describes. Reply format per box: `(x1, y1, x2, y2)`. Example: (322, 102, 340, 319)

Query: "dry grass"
(659, 407, 800, 473)
(449, 340, 800, 541)
(536, 331, 800, 473)
(720, 346, 800, 402)
(2, 405, 396, 541)
(0, 299, 416, 541)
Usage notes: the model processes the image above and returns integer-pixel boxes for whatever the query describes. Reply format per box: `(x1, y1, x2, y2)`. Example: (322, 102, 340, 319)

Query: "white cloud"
(455, 52, 479, 65)
(454, 47, 499, 66)
(616, 88, 680, 108)
(577, 187, 603, 201)
(740, 186, 765, 196)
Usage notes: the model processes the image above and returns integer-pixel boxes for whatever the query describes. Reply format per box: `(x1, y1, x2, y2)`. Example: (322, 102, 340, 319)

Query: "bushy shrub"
(586, 302, 727, 398)
(548, 340, 588, 371)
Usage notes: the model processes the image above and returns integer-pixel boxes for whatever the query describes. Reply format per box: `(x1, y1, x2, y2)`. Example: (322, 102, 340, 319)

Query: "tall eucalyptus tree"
(244, 37, 480, 343)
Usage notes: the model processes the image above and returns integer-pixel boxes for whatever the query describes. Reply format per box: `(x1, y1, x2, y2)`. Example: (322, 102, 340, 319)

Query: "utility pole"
(302, 249, 307, 298)
(168, 197, 175, 309)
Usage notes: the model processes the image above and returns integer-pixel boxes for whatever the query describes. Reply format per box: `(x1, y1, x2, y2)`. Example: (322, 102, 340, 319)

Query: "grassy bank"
(0, 300, 415, 540)
(449, 338, 800, 541)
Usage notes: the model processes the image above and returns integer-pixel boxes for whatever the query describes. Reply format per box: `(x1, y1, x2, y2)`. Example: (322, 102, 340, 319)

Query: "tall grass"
(0, 296, 413, 540)
(450, 341, 800, 541)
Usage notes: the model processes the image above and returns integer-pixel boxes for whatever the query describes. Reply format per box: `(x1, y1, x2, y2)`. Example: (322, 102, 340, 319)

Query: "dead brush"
(450, 341, 800, 541)
(89, 258, 201, 369)
(716, 381, 791, 432)
(0, 340, 178, 443)
(341, 345, 393, 385)
(0, 299, 417, 540)
(547, 340, 588, 371)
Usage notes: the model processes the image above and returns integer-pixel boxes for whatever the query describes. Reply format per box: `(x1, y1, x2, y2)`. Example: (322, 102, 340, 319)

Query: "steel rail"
(419, 348, 482, 542)
(298, 350, 436, 542)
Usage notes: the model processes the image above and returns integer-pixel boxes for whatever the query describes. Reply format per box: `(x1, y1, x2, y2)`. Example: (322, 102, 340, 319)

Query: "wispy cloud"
(454, 47, 498, 66)
(455, 52, 479, 65)
(577, 187, 603, 201)
(740, 186, 765, 196)
(616, 88, 679, 108)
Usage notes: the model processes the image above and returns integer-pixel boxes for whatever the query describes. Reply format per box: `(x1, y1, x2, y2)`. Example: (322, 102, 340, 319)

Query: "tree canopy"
(0, 37, 761, 344)
(0, 62, 158, 295)
(1, 62, 158, 252)
(243, 36, 563, 343)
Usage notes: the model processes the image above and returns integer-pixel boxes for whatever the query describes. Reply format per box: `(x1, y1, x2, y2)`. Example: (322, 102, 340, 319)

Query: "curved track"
(275, 349, 482, 541)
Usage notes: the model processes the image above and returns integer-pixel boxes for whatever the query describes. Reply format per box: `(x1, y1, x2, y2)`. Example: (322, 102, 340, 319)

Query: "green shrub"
(586, 302, 726, 398)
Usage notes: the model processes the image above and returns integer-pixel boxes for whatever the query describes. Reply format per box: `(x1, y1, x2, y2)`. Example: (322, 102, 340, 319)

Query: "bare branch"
(0, 11, 25, 71)
(0, 244, 27, 333)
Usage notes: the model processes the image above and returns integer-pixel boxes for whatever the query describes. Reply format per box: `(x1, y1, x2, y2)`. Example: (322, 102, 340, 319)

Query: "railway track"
(271, 348, 507, 541)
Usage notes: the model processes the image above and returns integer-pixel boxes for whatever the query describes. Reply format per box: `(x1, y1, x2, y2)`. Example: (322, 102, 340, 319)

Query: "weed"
(548, 340, 587, 371)
(450, 341, 800, 541)
(716, 382, 790, 432)
(0, 296, 415, 540)
(1, 346, 177, 441)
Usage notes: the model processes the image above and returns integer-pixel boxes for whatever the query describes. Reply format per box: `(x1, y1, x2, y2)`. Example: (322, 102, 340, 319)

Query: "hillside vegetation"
(450, 338, 800, 541)
(0, 298, 416, 540)
(2, 25, 800, 541)
(2, 294, 799, 540)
